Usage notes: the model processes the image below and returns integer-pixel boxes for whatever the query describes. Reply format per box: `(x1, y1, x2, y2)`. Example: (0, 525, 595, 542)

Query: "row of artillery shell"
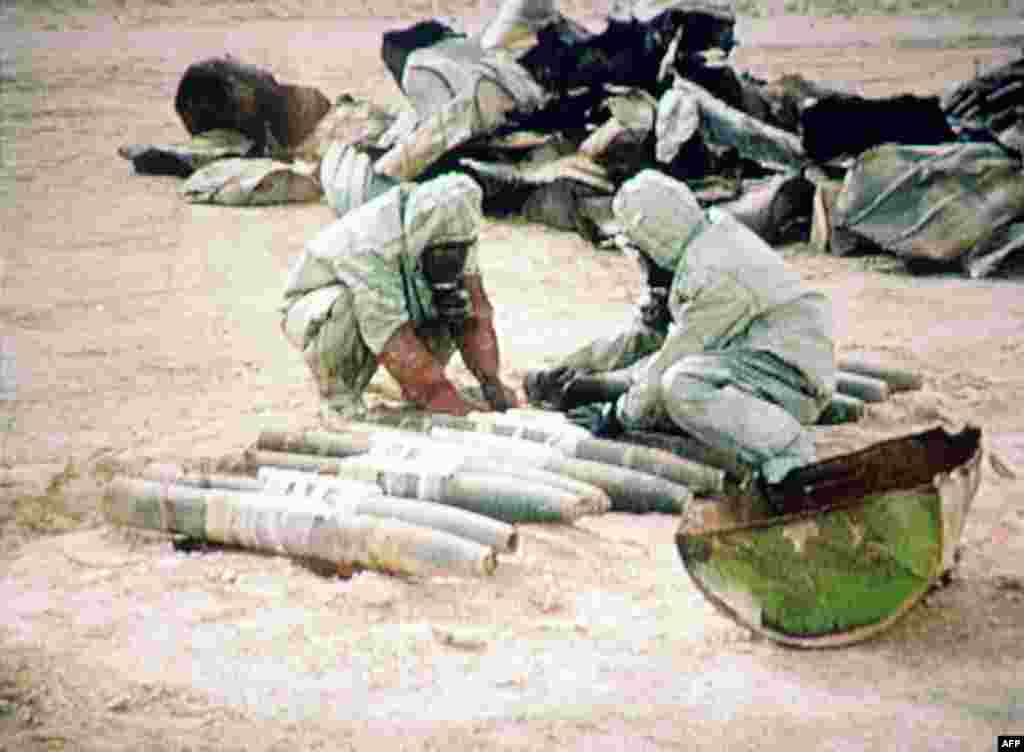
(431, 427, 693, 514)
(346, 409, 722, 497)
(822, 360, 924, 424)
(429, 413, 725, 497)
(244, 448, 607, 523)
(144, 463, 519, 554)
(255, 427, 694, 514)
(104, 476, 501, 577)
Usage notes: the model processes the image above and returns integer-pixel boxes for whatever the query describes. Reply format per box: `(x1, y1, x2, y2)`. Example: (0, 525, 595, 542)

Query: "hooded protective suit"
(375, 37, 548, 182)
(561, 170, 836, 482)
(281, 173, 501, 419)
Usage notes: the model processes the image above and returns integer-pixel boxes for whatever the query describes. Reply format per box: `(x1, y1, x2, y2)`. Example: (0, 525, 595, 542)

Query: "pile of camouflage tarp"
(119, 55, 333, 205)
(117, 0, 1024, 277)
(826, 142, 1024, 278)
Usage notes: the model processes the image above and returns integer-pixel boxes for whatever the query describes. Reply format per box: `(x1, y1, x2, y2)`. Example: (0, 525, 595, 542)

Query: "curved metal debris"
(676, 424, 983, 648)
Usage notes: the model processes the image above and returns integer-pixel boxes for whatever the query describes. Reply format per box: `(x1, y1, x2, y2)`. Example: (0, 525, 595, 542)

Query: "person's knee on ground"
(660, 361, 815, 484)
(281, 287, 378, 425)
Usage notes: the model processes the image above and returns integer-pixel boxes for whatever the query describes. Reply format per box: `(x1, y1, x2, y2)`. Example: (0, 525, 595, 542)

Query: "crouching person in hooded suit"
(281, 173, 521, 425)
(532, 169, 836, 485)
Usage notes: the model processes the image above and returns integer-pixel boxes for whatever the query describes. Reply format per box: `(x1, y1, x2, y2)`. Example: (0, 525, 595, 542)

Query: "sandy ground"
(2, 2, 1024, 750)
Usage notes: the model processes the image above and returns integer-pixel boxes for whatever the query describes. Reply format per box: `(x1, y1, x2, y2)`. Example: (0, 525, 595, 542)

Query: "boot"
(376, 321, 477, 416)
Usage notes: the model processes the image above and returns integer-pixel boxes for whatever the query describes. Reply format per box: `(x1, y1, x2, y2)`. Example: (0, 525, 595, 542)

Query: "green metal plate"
(676, 425, 983, 647)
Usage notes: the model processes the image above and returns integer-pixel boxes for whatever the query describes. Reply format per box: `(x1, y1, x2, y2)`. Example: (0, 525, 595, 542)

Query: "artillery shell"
(255, 467, 519, 554)
(544, 454, 692, 514)
(436, 472, 594, 523)
(403, 414, 723, 497)
(245, 449, 349, 474)
(617, 431, 749, 481)
(836, 357, 923, 393)
(346, 495, 519, 554)
(458, 458, 612, 514)
(104, 477, 497, 577)
(142, 463, 266, 493)
(433, 427, 692, 514)
(267, 449, 598, 524)
(256, 429, 371, 457)
(836, 370, 891, 403)
(573, 437, 724, 497)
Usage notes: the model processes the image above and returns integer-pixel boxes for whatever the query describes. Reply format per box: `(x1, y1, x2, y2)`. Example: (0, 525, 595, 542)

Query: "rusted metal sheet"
(676, 425, 983, 647)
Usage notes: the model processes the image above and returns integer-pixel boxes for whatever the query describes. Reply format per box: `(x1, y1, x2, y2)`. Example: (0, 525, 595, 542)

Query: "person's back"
(527, 169, 836, 486)
(674, 208, 834, 401)
(374, 32, 547, 180)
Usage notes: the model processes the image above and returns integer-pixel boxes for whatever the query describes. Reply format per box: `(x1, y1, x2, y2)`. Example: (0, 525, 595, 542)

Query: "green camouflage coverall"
(280, 174, 483, 419)
(562, 170, 836, 482)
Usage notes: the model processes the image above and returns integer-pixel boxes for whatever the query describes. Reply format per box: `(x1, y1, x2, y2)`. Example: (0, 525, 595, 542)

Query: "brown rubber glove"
(457, 275, 522, 412)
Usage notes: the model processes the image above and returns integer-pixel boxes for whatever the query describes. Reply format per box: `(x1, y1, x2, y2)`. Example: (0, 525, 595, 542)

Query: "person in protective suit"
(373, 2, 557, 183)
(528, 169, 836, 485)
(374, 0, 739, 183)
(280, 173, 521, 424)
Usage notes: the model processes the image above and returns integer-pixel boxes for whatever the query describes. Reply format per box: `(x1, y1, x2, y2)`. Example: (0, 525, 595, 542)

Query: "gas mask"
(421, 241, 473, 328)
(621, 239, 674, 332)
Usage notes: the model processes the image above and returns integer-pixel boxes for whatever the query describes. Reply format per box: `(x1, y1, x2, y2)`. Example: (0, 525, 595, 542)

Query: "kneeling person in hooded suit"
(281, 173, 521, 424)
(531, 169, 836, 485)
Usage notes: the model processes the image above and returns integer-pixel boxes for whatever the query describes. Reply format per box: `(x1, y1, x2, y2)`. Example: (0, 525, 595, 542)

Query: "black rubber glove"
(481, 381, 516, 413)
(523, 366, 580, 409)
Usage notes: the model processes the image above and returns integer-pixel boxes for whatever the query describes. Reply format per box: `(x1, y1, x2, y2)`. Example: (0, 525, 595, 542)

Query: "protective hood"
(612, 169, 705, 271)
(320, 143, 399, 218)
(403, 173, 483, 260)
(297, 173, 482, 297)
